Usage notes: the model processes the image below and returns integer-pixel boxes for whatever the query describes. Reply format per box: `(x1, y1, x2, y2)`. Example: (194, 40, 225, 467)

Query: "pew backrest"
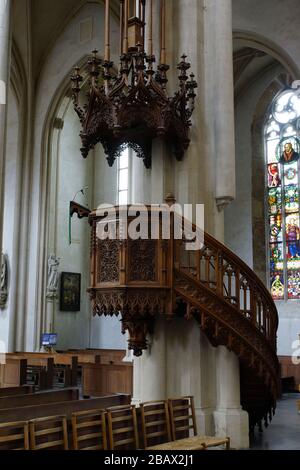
(0, 385, 34, 397)
(0, 388, 79, 410)
(0, 358, 27, 388)
(0, 394, 131, 423)
(0, 420, 29, 450)
(106, 404, 139, 450)
(82, 363, 133, 397)
(72, 409, 107, 450)
(29, 415, 69, 450)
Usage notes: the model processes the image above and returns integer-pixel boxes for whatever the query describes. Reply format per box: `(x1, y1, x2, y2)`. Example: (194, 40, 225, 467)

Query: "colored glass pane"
(284, 161, 298, 186)
(287, 270, 300, 299)
(284, 185, 299, 213)
(268, 188, 282, 214)
(270, 271, 284, 300)
(269, 214, 282, 242)
(286, 214, 300, 268)
(270, 243, 284, 272)
(267, 139, 279, 163)
(268, 164, 281, 188)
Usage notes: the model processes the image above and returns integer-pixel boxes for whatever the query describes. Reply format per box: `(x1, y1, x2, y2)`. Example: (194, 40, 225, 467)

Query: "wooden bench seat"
(168, 396, 230, 450)
(147, 435, 229, 450)
(140, 396, 230, 451)
(147, 436, 205, 450)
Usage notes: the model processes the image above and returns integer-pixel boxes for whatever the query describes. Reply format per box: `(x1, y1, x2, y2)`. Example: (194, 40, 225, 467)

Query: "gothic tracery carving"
(129, 240, 157, 282)
(97, 239, 120, 283)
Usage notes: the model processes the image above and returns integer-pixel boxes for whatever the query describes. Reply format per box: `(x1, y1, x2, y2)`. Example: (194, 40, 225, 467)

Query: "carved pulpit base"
(89, 288, 169, 357)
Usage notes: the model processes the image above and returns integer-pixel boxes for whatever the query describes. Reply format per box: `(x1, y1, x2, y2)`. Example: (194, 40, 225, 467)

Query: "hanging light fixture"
(71, 0, 197, 168)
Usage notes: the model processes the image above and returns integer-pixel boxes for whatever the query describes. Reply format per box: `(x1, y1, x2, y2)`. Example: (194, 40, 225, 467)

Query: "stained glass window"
(266, 89, 300, 300)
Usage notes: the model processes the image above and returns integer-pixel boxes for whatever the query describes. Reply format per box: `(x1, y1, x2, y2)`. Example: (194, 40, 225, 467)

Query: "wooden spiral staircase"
(87, 205, 279, 433)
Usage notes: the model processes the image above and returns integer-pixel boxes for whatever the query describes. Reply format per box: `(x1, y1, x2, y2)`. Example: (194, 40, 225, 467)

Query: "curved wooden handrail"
(173, 213, 278, 354)
(173, 268, 279, 379)
(204, 230, 278, 329)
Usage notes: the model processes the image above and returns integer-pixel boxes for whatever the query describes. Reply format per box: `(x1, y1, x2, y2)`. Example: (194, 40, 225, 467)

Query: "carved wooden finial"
(165, 193, 176, 206)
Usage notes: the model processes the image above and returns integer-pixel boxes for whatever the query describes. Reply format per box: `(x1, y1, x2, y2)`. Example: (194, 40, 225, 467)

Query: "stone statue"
(0, 253, 8, 309)
(46, 254, 60, 299)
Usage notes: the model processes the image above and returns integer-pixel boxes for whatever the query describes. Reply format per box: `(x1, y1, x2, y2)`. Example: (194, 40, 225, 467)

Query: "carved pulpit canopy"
(71, 0, 197, 168)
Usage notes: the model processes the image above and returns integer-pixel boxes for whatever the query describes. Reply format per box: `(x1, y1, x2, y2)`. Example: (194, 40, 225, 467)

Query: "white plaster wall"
(0, 88, 18, 350)
(27, 2, 123, 351)
(276, 301, 300, 356)
(93, 145, 118, 208)
(131, 155, 151, 205)
(233, 0, 300, 76)
(224, 72, 276, 266)
(224, 94, 253, 267)
(52, 103, 92, 349)
(90, 142, 126, 349)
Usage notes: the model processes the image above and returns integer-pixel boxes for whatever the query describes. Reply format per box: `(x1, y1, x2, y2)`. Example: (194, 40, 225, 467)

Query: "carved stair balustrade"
(174, 220, 279, 431)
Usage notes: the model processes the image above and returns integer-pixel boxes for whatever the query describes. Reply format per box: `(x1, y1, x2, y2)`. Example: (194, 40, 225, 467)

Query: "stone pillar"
(132, 316, 166, 404)
(213, 346, 249, 449)
(211, 0, 236, 210)
(172, 0, 205, 209)
(0, 0, 11, 256)
(197, 333, 216, 435)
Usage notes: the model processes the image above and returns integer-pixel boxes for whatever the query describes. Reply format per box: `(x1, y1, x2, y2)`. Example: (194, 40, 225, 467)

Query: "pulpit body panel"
(88, 206, 173, 356)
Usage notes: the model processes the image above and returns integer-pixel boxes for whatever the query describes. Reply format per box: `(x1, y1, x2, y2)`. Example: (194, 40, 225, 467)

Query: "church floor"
(250, 393, 300, 450)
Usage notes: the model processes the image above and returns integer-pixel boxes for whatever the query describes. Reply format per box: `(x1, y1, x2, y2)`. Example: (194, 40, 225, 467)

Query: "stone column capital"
(216, 196, 234, 212)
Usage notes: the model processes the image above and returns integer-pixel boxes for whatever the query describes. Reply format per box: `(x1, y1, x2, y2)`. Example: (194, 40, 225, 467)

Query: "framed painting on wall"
(60, 272, 81, 312)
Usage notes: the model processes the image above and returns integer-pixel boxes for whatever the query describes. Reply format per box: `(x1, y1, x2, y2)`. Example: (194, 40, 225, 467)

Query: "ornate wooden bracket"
(69, 201, 91, 219)
(88, 287, 169, 356)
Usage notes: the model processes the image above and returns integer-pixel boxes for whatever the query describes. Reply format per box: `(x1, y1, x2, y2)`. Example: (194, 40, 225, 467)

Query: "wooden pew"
(0, 388, 79, 410)
(82, 362, 133, 397)
(0, 394, 131, 423)
(85, 349, 126, 364)
(12, 353, 78, 388)
(279, 356, 300, 391)
(66, 350, 101, 365)
(7, 355, 54, 390)
(51, 355, 78, 388)
(0, 357, 27, 388)
(65, 351, 101, 388)
(0, 385, 34, 397)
